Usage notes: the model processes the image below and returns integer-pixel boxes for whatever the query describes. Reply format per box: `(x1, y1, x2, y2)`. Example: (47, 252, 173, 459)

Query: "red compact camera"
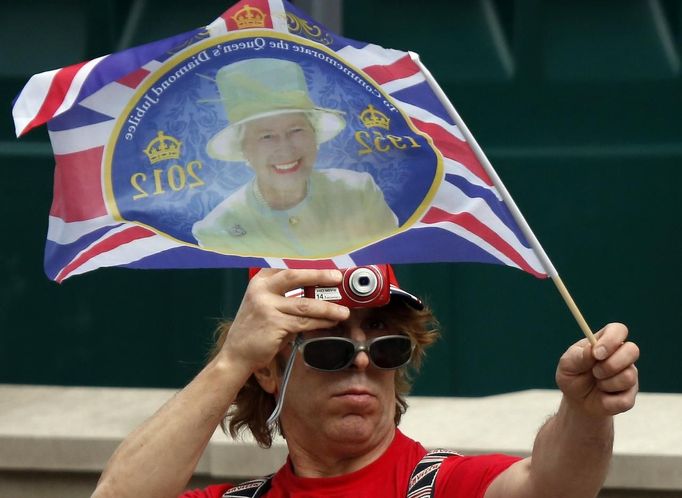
(303, 265, 390, 308)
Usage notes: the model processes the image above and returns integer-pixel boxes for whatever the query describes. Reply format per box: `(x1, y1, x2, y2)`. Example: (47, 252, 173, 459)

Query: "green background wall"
(1, 0, 680, 396)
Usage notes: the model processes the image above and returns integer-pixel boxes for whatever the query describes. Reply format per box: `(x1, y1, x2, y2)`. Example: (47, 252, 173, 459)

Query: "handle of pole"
(551, 275, 597, 345)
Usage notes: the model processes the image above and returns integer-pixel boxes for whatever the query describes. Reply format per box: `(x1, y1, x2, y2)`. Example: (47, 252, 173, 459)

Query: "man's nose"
(348, 328, 369, 369)
(350, 347, 371, 370)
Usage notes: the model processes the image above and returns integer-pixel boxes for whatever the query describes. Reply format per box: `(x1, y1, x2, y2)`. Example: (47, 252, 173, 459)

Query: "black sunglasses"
(297, 335, 414, 371)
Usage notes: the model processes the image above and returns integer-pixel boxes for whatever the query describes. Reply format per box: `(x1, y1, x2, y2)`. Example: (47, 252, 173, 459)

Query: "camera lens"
(348, 268, 378, 296)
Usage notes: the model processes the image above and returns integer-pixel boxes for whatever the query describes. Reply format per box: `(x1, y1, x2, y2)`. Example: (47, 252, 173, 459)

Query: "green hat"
(206, 58, 346, 162)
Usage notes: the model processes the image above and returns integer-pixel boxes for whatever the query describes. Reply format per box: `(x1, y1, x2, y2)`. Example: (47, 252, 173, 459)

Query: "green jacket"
(192, 169, 398, 257)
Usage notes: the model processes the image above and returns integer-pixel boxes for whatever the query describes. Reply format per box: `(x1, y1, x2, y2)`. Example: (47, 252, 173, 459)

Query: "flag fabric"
(12, 0, 549, 282)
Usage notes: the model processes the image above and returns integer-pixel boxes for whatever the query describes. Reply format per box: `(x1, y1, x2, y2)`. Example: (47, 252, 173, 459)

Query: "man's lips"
(272, 159, 302, 174)
(334, 388, 375, 399)
(333, 389, 376, 411)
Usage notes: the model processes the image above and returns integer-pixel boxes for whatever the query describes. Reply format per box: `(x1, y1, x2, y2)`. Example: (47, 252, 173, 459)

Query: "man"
(192, 59, 398, 257)
(92, 267, 639, 498)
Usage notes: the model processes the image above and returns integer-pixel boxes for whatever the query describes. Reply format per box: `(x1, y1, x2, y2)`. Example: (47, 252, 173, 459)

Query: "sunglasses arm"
(266, 334, 302, 428)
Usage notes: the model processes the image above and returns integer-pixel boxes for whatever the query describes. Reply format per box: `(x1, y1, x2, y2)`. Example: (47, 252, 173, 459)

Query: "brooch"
(229, 224, 247, 237)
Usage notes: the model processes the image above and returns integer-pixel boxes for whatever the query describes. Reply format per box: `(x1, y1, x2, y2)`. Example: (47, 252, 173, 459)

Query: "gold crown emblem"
(144, 131, 181, 164)
(231, 5, 267, 29)
(360, 105, 390, 130)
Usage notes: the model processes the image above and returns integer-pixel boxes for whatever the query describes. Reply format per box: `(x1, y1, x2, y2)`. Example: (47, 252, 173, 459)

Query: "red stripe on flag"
(117, 67, 151, 89)
(56, 226, 156, 283)
(51, 146, 107, 222)
(422, 207, 545, 278)
(21, 61, 88, 135)
(221, 0, 274, 31)
(282, 259, 339, 269)
(363, 54, 420, 85)
(411, 118, 493, 187)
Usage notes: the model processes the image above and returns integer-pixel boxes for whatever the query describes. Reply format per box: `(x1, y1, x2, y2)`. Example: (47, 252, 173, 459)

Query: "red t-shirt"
(181, 430, 520, 498)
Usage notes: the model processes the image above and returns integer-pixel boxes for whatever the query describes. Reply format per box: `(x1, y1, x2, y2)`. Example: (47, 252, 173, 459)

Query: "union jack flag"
(12, 0, 552, 282)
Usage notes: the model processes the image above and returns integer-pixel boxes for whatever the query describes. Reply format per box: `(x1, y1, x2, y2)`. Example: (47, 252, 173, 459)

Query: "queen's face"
(241, 112, 318, 210)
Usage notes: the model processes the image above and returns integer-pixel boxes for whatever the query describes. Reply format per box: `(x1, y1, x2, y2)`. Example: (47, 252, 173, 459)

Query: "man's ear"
(253, 360, 279, 394)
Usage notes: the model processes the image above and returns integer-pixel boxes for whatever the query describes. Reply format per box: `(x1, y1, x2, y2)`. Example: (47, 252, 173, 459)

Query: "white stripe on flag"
(380, 71, 426, 95)
(48, 120, 115, 155)
(336, 44, 407, 69)
(12, 68, 59, 136)
(268, 0, 289, 32)
(394, 98, 466, 141)
(47, 215, 118, 245)
(264, 258, 287, 268)
(331, 255, 356, 268)
(442, 158, 503, 199)
(53, 56, 108, 117)
(79, 82, 135, 118)
(207, 17, 229, 37)
(142, 60, 163, 73)
(60, 228, 182, 280)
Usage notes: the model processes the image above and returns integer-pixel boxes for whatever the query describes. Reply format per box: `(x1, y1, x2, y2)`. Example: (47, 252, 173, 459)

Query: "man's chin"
(327, 414, 383, 442)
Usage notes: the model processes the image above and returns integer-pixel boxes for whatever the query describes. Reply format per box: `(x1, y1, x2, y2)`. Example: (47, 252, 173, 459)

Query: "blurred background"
(1, 0, 680, 398)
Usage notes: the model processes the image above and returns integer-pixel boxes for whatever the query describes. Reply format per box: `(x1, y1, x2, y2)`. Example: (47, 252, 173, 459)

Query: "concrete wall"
(1, 385, 680, 497)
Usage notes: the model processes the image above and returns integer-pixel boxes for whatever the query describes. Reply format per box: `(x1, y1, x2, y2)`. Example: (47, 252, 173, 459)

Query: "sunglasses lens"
(370, 336, 413, 369)
(303, 339, 355, 371)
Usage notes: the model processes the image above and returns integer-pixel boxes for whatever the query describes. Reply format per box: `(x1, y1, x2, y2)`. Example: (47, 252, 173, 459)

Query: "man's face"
(278, 307, 400, 456)
(241, 112, 317, 206)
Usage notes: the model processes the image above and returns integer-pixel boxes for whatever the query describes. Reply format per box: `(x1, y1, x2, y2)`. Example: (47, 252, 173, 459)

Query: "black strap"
(407, 449, 460, 498)
(221, 475, 274, 498)
(220, 448, 459, 498)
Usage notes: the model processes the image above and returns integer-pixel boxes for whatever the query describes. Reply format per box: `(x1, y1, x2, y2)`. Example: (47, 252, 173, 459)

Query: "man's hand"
(556, 323, 639, 417)
(486, 323, 639, 498)
(220, 268, 351, 372)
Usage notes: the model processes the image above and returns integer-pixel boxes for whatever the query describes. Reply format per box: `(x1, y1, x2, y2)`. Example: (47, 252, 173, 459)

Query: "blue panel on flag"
(122, 246, 267, 270)
(352, 227, 508, 267)
(390, 81, 455, 126)
(48, 106, 115, 132)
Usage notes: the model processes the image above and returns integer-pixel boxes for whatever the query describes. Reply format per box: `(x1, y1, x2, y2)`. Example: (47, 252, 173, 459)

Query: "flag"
(12, 0, 550, 282)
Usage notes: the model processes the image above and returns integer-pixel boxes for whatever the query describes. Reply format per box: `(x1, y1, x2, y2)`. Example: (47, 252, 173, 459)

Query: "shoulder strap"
(221, 475, 274, 498)
(407, 449, 460, 498)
